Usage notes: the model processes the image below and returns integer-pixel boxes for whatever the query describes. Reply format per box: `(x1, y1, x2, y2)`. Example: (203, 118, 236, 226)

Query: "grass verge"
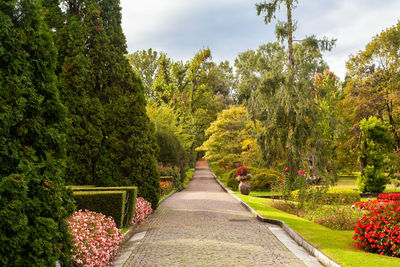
(234, 193, 400, 266)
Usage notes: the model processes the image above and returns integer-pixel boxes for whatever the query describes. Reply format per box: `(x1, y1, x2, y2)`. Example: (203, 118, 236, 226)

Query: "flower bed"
(353, 202, 400, 257)
(160, 180, 173, 196)
(131, 197, 152, 226)
(377, 193, 400, 201)
(353, 199, 399, 211)
(67, 210, 123, 266)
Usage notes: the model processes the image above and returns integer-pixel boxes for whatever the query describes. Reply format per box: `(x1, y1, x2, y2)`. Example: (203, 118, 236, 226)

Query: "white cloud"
(120, 0, 400, 80)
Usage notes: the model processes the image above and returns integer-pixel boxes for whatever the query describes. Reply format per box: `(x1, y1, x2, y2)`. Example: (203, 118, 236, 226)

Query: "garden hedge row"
(73, 191, 126, 228)
(70, 186, 138, 227)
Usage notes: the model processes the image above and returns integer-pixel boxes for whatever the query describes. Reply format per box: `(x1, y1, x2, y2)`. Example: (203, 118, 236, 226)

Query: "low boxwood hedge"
(70, 186, 137, 227)
(73, 191, 126, 228)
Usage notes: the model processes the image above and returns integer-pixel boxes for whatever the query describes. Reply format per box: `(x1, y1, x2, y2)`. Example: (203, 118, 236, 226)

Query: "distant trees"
(0, 1, 74, 264)
(197, 106, 261, 168)
(128, 48, 234, 165)
(342, 22, 400, 169)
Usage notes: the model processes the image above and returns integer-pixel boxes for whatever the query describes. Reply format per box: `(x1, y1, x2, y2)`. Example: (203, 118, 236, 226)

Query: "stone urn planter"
(235, 166, 252, 195)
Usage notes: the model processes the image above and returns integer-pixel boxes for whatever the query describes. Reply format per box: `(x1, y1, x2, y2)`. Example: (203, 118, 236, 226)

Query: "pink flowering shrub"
(66, 210, 123, 266)
(131, 197, 152, 226)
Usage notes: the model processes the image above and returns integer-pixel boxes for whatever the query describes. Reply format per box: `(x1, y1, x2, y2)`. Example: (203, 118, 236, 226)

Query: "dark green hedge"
(73, 191, 126, 228)
(70, 186, 137, 227)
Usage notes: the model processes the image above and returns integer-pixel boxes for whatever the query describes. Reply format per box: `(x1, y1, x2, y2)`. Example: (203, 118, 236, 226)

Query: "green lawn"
(333, 174, 400, 192)
(234, 193, 400, 266)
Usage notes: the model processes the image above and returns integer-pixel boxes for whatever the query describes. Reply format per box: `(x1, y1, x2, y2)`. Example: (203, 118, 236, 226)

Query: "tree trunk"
(286, 0, 294, 69)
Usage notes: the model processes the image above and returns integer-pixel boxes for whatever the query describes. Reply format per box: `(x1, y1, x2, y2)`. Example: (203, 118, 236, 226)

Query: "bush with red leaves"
(236, 166, 248, 176)
(353, 203, 400, 257)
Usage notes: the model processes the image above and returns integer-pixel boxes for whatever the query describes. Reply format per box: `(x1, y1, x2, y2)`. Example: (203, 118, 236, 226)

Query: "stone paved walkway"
(118, 163, 313, 266)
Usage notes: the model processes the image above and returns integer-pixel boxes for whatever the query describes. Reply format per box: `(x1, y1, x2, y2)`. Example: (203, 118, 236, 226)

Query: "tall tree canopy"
(342, 22, 400, 169)
(253, 1, 336, 187)
(0, 1, 74, 264)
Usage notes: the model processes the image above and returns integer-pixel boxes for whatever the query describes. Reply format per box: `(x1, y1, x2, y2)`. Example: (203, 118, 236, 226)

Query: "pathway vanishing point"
(115, 160, 323, 266)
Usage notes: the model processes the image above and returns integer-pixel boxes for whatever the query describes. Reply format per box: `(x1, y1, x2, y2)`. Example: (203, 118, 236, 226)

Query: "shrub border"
(212, 172, 341, 267)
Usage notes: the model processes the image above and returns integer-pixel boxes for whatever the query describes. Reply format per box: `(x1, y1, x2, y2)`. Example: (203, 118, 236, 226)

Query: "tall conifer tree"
(46, 0, 160, 208)
(0, 0, 74, 264)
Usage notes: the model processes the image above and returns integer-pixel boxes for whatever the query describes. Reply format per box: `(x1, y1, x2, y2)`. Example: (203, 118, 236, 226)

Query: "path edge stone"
(211, 172, 342, 267)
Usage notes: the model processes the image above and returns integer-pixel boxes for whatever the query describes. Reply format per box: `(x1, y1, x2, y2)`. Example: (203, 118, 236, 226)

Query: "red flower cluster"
(378, 193, 400, 201)
(131, 197, 152, 226)
(236, 166, 248, 176)
(160, 180, 173, 196)
(67, 210, 123, 266)
(353, 202, 400, 257)
(353, 199, 399, 211)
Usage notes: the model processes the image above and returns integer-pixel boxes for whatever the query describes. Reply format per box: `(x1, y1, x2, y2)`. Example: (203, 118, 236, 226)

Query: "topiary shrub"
(70, 186, 138, 227)
(67, 210, 123, 266)
(73, 191, 126, 228)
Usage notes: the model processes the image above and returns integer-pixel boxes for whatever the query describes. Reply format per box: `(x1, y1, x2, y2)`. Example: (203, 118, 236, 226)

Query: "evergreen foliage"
(45, 0, 160, 209)
(0, 1, 75, 265)
(358, 117, 393, 193)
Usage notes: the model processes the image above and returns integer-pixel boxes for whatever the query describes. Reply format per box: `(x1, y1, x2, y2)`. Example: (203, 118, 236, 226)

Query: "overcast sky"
(120, 0, 400, 80)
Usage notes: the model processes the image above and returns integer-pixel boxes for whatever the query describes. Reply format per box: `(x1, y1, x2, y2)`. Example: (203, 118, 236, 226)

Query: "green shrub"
(251, 170, 280, 191)
(226, 167, 280, 191)
(70, 186, 137, 227)
(227, 169, 239, 189)
(155, 130, 185, 166)
(184, 168, 195, 185)
(73, 191, 126, 228)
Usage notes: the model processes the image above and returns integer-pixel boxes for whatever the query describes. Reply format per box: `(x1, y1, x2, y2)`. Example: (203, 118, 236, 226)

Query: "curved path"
(117, 162, 320, 266)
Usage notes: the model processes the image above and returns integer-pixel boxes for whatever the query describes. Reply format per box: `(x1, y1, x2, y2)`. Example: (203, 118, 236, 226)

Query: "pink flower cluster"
(67, 210, 123, 266)
(298, 170, 307, 175)
(130, 197, 152, 226)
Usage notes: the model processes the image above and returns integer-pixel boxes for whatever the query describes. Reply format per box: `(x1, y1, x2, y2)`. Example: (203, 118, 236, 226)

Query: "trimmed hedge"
(73, 191, 126, 228)
(70, 186, 137, 227)
(227, 167, 280, 191)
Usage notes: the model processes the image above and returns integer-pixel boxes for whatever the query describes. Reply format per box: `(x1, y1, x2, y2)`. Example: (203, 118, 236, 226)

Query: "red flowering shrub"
(378, 193, 400, 201)
(160, 180, 173, 196)
(67, 210, 123, 266)
(236, 166, 248, 176)
(131, 197, 153, 226)
(353, 203, 400, 257)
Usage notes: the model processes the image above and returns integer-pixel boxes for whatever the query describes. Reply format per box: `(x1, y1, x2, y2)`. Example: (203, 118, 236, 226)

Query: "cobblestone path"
(122, 164, 306, 266)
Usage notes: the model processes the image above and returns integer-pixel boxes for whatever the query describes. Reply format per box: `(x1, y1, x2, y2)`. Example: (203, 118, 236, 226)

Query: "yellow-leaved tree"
(196, 106, 263, 168)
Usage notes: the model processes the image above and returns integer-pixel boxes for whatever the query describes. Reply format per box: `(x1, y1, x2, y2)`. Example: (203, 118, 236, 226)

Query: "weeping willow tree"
(255, 1, 336, 188)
